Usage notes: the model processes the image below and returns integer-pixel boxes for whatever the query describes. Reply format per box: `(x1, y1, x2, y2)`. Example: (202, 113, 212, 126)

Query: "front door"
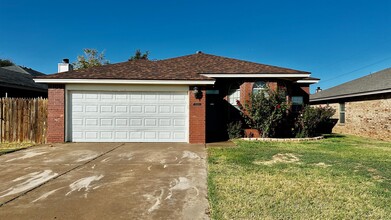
(206, 91, 228, 142)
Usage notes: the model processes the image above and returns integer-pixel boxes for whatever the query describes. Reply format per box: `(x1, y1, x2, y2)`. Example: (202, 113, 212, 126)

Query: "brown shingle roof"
(37, 53, 309, 80)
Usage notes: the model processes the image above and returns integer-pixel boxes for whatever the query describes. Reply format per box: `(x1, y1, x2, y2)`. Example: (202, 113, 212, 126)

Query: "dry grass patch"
(254, 153, 301, 165)
(0, 142, 34, 155)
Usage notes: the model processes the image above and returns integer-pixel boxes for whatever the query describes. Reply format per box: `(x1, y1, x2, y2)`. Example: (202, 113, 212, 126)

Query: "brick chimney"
(58, 58, 73, 73)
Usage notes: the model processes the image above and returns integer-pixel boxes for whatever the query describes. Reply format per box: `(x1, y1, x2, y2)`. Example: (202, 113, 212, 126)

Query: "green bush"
(296, 106, 336, 137)
(227, 121, 243, 139)
(238, 87, 290, 138)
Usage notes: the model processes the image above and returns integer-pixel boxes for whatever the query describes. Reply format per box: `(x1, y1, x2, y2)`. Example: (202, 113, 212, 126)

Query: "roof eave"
(310, 88, 391, 103)
(200, 73, 311, 78)
(0, 83, 48, 92)
(295, 79, 320, 84)
(33, 78, 216, 85)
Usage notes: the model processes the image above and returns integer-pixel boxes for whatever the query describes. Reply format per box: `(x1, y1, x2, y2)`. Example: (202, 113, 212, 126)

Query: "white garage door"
(69, 91, 188, 142)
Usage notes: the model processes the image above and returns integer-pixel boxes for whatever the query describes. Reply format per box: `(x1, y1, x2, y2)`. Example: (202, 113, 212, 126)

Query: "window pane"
(228, 89, 240, 106)
(340, 103, 345, 111)
(340, 112, 345, 123)
(339, 103, 345, 123)
(252, 81, 267, 93)
(292, 96, 303, 105)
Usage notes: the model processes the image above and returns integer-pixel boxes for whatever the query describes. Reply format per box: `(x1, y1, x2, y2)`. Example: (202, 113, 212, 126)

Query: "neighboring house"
(310, 68, 391, 141)
(35, 52, 318, 144)
(0, 65, 47, 98)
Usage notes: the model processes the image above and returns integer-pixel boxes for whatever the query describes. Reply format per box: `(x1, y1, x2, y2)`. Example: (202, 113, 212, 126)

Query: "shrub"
(227, 121, 243, 139)
(296, 106, 336, 137)
(238, 87, 291, 138)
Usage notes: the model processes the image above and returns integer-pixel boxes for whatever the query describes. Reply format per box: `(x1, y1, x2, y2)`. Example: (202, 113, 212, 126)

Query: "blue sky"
(1, 0, 390, 93)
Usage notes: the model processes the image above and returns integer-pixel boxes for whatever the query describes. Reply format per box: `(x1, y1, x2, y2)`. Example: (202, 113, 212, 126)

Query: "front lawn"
(0, 142, 33, 155)
(208, 134, 391, 219)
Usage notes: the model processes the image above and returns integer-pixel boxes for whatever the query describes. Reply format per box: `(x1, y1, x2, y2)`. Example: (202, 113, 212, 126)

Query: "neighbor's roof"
(0, 67, 47, 91)
(310, 67, 391, 102)
(3, 65, 46, 76)
(36, 53, 310, 81)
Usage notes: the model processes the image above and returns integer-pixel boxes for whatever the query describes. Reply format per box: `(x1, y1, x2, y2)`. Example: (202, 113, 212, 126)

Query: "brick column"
(300, 85, 310, 104)
(47, 84, 65, 143)
(300, 85, 310, 94)
(240, 82, 254, 104)
(189, 87, 206, 144)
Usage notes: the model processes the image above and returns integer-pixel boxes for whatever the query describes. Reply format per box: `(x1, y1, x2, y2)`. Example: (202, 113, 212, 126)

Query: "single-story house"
(35, 52, 318, 144)
(310, 67, 391, 141)
(0, 65, 47, 98)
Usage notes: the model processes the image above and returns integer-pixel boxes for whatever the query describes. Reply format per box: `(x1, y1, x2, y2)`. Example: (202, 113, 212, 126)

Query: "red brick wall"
(268, 81, 278, 91)
(189, 87, 206, 144)
(240, 82, 253, 104)
(300, 85, 310, 94)
(47, 84, 65, 143)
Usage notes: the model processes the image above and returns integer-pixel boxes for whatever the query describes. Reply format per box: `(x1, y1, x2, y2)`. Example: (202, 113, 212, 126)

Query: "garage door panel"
(159, 118, 171, 126)
(115, 106, 128, 113)
(85, 131, 98, 139)
(100, 105, 113, 113)
(159, 106, 171, 113)
(130, 118, 142, 126)
(85, 118, 98, 126)
(173, 106, 186, 113)
(130, 106, 142, 113)
(144, 105, 157, 113)
(100, 131, 113, 139)
(173, 119, 186, 126)
(70, 91, 188, 142)
(115, 94, 127, 100)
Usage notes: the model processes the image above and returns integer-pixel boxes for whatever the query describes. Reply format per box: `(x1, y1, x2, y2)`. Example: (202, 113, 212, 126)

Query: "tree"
(0, 59, 14, 67)
(73, 48, 109, 70)
(129, 49, 149, 61)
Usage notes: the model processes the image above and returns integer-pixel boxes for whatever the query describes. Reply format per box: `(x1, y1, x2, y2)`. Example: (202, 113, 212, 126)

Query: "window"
(339, 103, 345, 124)
(292, 96, 304, 105)
(252, 81, 268, 95)
(228, 84, 241, 108)
(292, 96, 304, 112)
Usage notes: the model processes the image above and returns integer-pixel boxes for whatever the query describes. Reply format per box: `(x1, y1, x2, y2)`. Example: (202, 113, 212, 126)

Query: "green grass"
(208, 134, 391, 219)
(0, 142, 34, 155)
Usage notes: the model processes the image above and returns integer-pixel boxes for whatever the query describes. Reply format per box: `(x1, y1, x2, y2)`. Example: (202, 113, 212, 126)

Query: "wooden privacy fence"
(0, 98, 48, 143)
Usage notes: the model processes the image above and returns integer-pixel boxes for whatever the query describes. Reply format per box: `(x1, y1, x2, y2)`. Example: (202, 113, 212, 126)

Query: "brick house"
(35, 52, 318, 144)
(310, 67, 391, 141)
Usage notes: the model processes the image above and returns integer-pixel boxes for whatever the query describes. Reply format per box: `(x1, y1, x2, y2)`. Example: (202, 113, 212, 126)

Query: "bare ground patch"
(254, 153, 301, 165)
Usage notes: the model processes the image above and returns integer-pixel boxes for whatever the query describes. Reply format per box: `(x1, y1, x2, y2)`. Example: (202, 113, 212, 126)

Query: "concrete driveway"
(0, 143, 208, 220)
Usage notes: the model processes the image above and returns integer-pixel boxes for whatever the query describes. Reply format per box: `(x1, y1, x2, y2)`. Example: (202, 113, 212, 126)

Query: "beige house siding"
(312, 93, 391, 141)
